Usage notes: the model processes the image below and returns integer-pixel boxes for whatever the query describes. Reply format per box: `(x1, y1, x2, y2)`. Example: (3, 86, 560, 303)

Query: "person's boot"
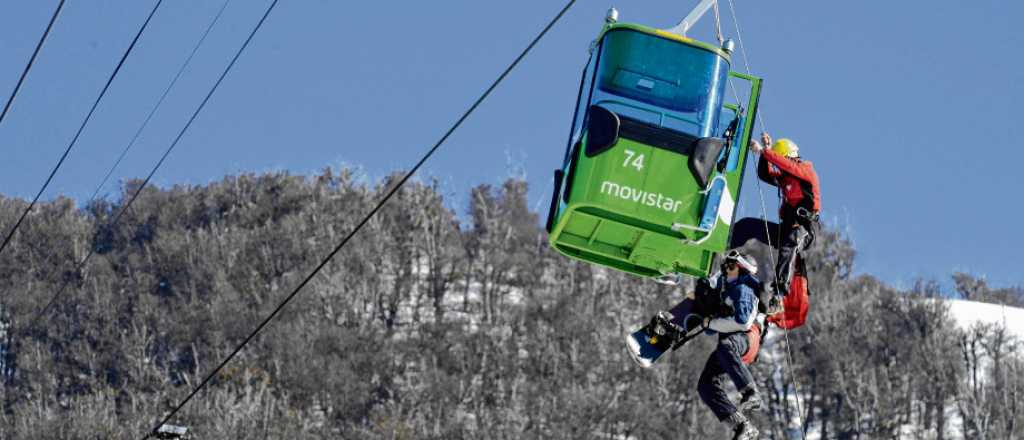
(724, 412, 759, 440)
(646, 311, 683, 350)
(739, 386, 765, 413)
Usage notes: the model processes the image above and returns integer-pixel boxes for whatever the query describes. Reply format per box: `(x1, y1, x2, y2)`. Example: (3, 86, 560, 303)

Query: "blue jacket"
(708, 273, 761, 334)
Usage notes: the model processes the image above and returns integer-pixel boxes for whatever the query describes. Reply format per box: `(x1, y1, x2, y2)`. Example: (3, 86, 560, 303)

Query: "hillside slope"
(946, 298, 1024, 338)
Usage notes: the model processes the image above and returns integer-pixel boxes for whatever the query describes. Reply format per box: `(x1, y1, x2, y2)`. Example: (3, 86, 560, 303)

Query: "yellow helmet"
(771, 138, 799, 158)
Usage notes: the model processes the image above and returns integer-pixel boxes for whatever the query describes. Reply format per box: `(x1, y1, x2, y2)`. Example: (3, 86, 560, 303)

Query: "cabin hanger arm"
(665, 0, 718, 37)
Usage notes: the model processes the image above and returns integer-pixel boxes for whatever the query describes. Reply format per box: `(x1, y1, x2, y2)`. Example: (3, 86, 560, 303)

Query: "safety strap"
(670, 315, 710, 351)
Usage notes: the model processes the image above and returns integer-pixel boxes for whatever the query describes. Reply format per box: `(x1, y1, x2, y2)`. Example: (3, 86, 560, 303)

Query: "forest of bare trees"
(0, 169, 1020, 439)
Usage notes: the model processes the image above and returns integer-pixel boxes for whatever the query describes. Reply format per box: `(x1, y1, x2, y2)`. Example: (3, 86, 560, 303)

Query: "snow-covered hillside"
(758, 298, 1024, 440)
(945, 298, 1024, 338)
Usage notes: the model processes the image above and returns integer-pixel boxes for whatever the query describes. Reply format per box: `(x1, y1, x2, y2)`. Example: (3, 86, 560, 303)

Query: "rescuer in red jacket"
(749, 133, 821, 313)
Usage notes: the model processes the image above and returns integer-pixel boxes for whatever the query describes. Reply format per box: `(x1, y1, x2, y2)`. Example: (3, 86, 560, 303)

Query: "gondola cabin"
(546, 13, 763, 279)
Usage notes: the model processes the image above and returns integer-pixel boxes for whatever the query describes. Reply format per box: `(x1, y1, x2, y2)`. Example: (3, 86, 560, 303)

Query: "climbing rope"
(726, 0, 768, 134)
(723, 1, 809, 437)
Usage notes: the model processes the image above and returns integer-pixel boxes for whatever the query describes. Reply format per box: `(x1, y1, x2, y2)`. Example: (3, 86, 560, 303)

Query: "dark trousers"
(698, 332, 755, 421)
(775, 218, 814, 297)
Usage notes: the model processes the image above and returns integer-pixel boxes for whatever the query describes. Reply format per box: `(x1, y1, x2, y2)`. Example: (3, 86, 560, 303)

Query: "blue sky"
(1, 0, 1021, 290)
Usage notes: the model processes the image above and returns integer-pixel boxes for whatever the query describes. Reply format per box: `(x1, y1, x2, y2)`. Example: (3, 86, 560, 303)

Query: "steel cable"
(86, 0, 234, 204)
(30, 0, 235, 324)
(142, 1, 577, 436)
(0, 0, 164, 260)
(0, 0, 65, 127)
(42, 0, 276, 321)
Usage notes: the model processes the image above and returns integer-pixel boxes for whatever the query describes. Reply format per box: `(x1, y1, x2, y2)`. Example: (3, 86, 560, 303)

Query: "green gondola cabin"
(546, 13, 763, 279)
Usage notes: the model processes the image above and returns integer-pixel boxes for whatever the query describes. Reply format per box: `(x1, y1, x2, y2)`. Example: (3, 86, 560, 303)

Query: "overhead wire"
(49, 4, 285, 325)
(141, 1, 578, 436)
(86, 0, 234, 204)
(30, 0, 235, 324)
(0, 0, 164, 260)
(722, 0, 809, 436)
(0, 0, 65, 127)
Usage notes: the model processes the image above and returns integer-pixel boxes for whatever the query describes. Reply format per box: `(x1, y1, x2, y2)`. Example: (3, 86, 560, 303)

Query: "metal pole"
(665, 0, 718, 36)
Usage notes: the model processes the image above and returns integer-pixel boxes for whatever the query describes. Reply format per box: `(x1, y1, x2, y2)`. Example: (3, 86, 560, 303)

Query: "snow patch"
(944, 298, 1024, 339)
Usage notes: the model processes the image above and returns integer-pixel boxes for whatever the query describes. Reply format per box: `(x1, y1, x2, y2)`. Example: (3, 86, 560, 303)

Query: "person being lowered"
(749, 132, 821, 314)
(696, 250, 766, 440)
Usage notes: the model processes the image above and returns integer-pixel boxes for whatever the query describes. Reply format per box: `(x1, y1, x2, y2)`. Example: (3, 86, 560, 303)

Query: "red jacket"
(758, 149, 821, 213)
(766, 273, 809, 330)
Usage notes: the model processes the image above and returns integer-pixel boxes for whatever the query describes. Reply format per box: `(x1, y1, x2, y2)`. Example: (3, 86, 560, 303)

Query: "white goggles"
(724, 250, 758, 275)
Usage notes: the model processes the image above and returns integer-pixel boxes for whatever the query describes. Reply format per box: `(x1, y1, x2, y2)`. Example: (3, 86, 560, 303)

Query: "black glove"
(695, 278, 713, 298)
(717, 302, 735, 318)
(694, 278, 717, 315)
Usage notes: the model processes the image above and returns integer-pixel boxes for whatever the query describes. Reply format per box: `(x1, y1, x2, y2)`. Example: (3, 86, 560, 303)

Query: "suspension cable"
(725, 1, 809, 436)
(86, 0, 234, 204)
(141, 1, 577, 436)
(0, 0, 65, 127)
(30, 0, 235, 325)
(0, 0, 164, 259)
